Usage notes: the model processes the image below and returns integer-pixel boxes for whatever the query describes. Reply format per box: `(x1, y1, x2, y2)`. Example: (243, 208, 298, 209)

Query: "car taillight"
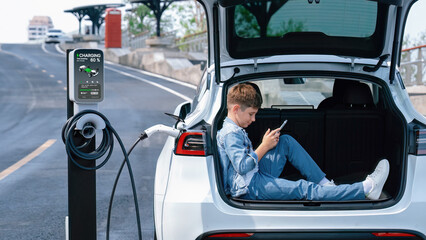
(175, 131, 206, 156)
(415, 129, 426, 155)
(207, 233, 254, 238)
(372, 232, 418, 238)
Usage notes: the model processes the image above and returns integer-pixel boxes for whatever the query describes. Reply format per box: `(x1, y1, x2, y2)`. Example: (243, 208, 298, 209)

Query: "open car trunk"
(214, 77, 406, 208)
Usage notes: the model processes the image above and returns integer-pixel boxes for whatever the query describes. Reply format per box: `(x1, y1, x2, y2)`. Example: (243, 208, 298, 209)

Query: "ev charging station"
(63, 48, 180, 240)
(66, 49, 105, 240)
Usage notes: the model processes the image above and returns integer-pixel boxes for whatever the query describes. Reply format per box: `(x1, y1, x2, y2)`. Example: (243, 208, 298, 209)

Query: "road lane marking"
(0, 139, 57, 181)
(41, 42, 64, 57)
(0, 47, 25, 60)
(41, 42, 50, 55)
(55, 44, 65, 55)
(106, 66, 193, 102)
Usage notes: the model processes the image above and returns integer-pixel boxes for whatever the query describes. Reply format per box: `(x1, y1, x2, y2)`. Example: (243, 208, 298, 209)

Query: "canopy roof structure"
(65, 3, 125, 35)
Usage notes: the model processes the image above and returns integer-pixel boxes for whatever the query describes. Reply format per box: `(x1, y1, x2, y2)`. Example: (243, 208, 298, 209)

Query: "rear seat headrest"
(342, 81, 374, 108)
(332, 79, 350, 100)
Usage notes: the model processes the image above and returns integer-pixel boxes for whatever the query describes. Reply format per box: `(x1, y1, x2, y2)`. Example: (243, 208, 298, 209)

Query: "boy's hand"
(261, 128, 281, 150)
(255, 128, 281, 161)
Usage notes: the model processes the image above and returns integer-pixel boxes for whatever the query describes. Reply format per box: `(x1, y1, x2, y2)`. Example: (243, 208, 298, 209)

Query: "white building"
(28, 16, 54, 42)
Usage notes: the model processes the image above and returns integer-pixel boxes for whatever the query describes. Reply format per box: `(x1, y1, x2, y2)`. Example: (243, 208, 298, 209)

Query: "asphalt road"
(0, 43, 196, 239)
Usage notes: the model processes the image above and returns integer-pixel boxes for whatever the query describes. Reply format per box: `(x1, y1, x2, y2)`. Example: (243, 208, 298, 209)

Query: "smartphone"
(279, 119, 288, 130)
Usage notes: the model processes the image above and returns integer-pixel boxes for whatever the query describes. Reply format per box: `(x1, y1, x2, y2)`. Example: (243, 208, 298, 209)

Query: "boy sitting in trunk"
(217, 83, 389, 200)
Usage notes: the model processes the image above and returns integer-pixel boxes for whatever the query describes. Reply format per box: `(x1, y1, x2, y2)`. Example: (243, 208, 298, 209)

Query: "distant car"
(154, 0, 426, 240)
(45, 29, 69, 44)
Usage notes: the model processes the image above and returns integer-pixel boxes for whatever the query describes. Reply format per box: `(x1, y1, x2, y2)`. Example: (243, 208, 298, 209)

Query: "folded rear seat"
(323, 80, 385, 182)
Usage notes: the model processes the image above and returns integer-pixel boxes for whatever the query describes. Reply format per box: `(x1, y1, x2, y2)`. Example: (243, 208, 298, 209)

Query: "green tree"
(234, 5, 261, 38)
(403, 29, 426, 49)
(234, 3, 305, 38)
(124, 1, 175, 37)
(241, 0, 288, 37)
(268, 19, 305, 37)
(169, 0, 206, 37)
(124, 4, 155, 35)
(417, 30, 426, 46)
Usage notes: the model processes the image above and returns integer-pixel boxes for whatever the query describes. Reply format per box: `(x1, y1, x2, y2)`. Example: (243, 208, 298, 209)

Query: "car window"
(227, 0, 388, 59)
(234, 0, 377, 39)
(191, 70, 210, 112)
(252, 78, 374, 109)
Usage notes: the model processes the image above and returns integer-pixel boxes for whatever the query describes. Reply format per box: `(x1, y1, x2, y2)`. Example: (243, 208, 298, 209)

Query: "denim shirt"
(217, 117, 259, 197)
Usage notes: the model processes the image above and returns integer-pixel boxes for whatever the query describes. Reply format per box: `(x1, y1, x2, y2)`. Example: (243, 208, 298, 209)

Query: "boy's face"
(234, 105, 258, 128)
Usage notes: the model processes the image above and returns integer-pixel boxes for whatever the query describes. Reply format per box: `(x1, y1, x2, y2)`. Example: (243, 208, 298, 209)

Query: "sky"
(404, 0, 426, 43)
(0, 0, 425, 44)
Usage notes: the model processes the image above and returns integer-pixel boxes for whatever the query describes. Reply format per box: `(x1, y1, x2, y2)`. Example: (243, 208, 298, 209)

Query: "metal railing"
(121, 29, 150, 50)
(400, 45, 426, 86)
(172, 31, 207, 52)
(122, 29, 184, 51)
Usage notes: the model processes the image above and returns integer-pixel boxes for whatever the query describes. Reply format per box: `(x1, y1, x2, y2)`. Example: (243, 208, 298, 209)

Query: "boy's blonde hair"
(227, 83, 262, 111)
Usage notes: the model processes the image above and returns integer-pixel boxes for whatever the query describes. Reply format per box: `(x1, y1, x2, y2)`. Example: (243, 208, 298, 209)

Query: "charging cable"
(63, 110, 181, 240)
(106, 124, 180, 240)
(62, 109, 143, 240)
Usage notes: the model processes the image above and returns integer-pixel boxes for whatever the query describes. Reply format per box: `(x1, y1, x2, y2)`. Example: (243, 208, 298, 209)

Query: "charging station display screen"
(79, 83, 100, 99)
(72, 49, 104, 103)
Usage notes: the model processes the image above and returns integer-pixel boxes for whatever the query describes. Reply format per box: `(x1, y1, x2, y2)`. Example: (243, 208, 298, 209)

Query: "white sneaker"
(365, 159, 390, 200)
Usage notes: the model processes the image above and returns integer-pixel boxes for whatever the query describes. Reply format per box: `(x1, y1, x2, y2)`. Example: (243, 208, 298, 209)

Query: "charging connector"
(142, 124, 180, 139)
(80, 123, 96, 139)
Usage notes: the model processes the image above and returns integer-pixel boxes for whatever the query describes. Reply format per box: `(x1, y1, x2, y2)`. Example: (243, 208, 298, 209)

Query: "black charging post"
(66, 49, 104, 240)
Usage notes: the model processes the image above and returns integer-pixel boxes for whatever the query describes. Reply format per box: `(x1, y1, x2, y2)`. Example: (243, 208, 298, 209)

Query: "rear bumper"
(161, 200, 426, 240)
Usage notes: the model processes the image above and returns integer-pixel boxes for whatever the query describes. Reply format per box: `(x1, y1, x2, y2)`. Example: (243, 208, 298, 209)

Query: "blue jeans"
(245, 135, 366, 201)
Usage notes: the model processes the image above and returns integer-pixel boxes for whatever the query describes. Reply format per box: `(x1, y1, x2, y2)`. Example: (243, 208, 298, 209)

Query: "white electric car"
(154, 0, 426, 239)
